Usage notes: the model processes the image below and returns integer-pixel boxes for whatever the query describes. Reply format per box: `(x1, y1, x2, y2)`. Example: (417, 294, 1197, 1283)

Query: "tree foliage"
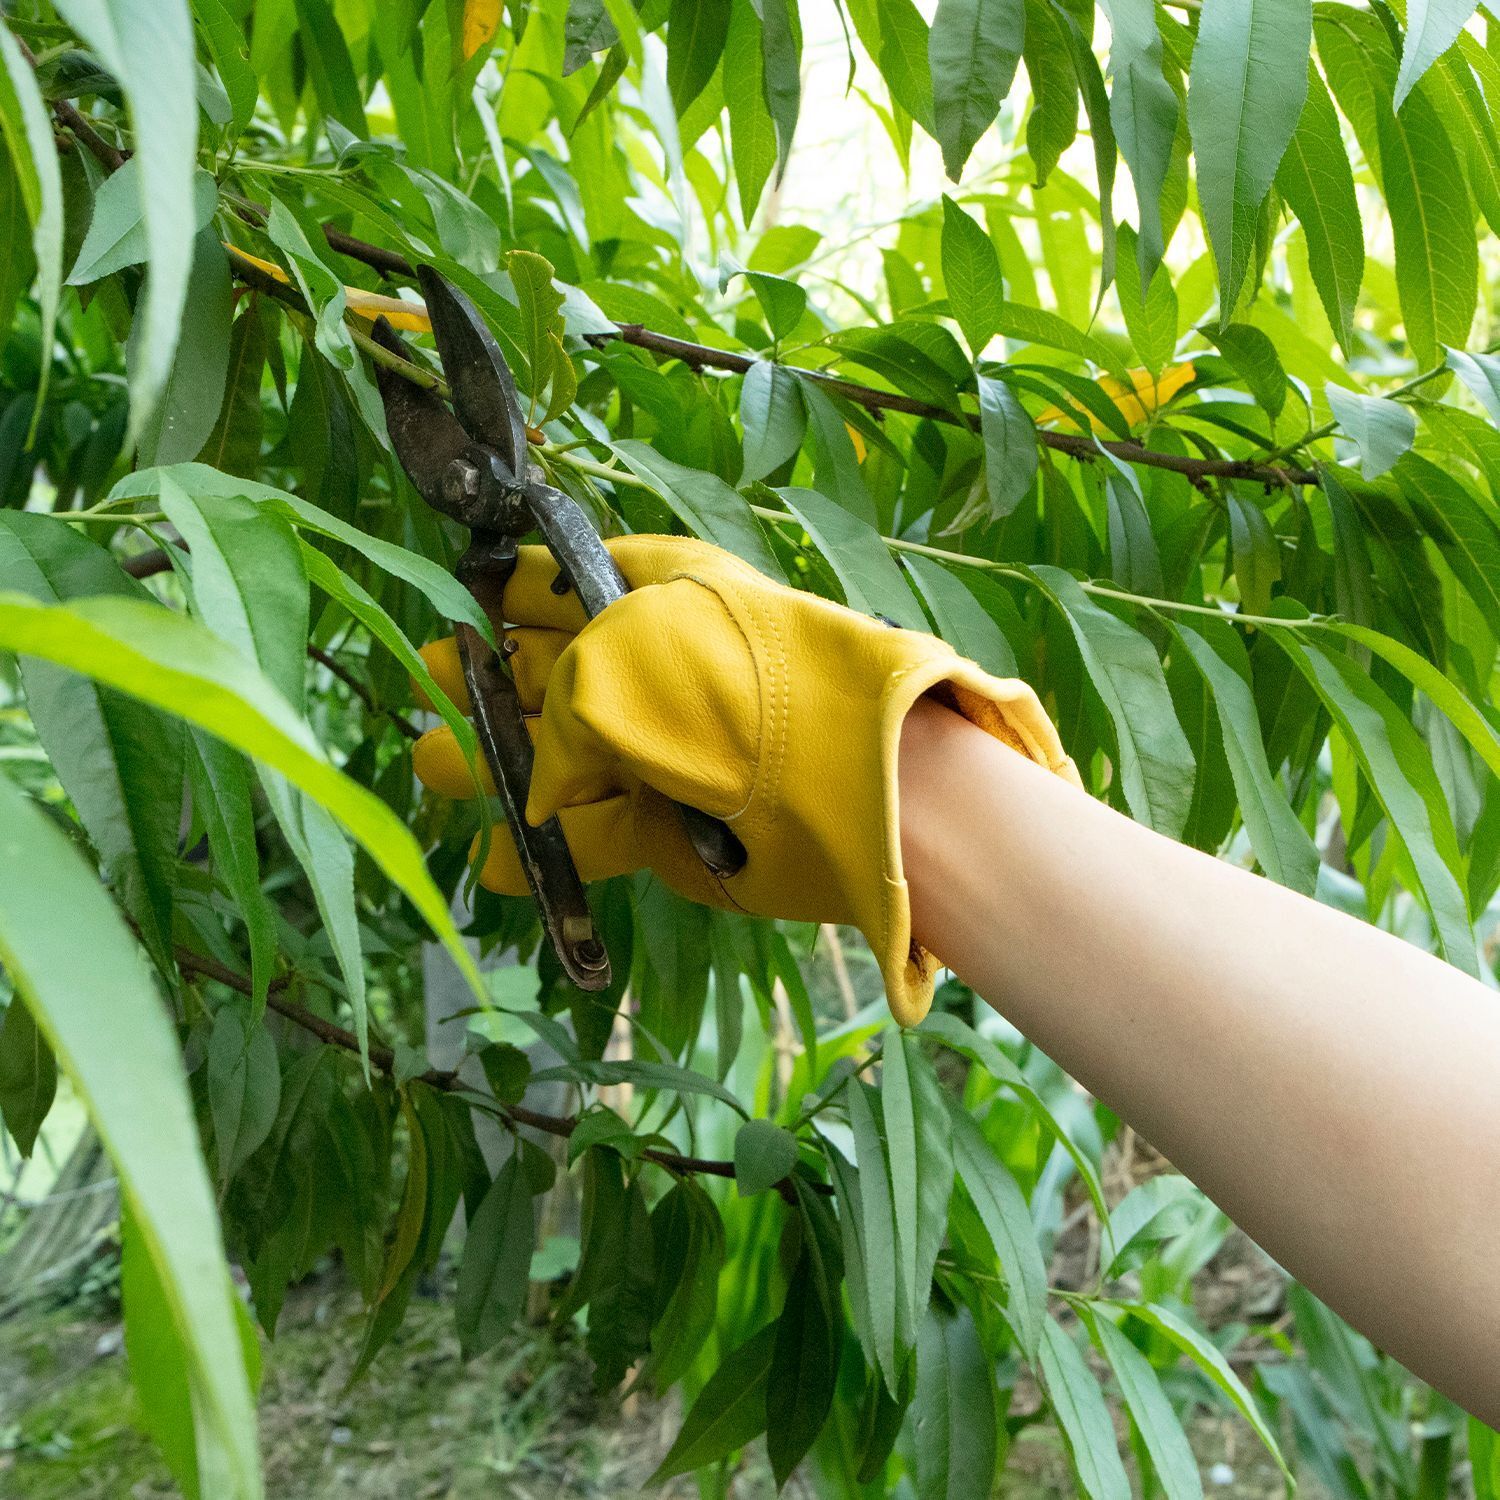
(1, 0, 1498, 1494)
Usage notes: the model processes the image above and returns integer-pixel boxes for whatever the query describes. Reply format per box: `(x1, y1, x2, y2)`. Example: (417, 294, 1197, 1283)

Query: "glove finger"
(474, 789, 727, 909)
(413, 723, 497, 798)
(473, 796, 644, 893)
(412, 630, 571, 717)
(500, 534, 758, 629)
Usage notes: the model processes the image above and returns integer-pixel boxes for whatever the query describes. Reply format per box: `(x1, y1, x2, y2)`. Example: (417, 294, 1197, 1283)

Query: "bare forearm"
(899, 699, 1500, 1421)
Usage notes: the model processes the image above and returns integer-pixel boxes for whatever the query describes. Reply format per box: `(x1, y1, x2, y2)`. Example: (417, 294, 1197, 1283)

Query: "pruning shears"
(372, 267, 745, 991)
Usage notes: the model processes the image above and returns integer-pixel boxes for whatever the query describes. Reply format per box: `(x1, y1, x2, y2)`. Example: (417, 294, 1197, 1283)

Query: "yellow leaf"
(225, 245, 434, 331)
(1038, 362, 1197, 432)
(344, 288, 433, 332)
(462, 0, 503, 60)
(845, 423, 867, 462)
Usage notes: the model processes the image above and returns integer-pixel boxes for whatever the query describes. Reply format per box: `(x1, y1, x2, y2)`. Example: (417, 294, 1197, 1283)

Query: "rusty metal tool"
(372, 265, 745, 991)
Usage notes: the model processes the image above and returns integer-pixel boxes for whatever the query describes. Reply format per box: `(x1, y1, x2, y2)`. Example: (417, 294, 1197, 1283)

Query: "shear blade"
(370, 316, 472, 514)
(416, 265, 529, 479)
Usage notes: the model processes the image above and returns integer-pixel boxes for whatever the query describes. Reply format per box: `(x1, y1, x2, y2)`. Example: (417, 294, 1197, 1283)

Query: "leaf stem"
(747, 505, 1328, 630)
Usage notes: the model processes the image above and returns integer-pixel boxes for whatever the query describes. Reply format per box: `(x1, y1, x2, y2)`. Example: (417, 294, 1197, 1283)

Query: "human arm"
(899, 695, 1500, 1424)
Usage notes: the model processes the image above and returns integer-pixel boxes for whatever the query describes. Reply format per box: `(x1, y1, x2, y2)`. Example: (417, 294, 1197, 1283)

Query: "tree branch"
(307, 645, 422, 742)
(15, 35, 1321, 493)
(174, 946, 807, 1193)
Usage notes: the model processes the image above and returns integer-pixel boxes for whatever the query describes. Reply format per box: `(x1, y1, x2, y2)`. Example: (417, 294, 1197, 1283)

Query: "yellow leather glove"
(412, 534, 1078, 1025)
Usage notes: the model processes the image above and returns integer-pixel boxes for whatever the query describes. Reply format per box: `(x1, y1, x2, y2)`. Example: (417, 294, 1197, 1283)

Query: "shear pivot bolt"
(443, 458, 480, 510)
(574, 938, 608, 972)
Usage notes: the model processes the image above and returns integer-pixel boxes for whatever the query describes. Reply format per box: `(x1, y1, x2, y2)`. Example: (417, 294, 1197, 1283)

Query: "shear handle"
(525, 482, 749, 881)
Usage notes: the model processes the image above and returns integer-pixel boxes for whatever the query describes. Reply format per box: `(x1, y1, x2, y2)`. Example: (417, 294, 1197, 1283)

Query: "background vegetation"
(2, 0, 1500, 1495)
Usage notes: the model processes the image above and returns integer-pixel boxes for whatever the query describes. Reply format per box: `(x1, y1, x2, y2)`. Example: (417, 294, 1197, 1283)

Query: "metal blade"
(416, 265, 528, 480)
(369, 317, 471, 514)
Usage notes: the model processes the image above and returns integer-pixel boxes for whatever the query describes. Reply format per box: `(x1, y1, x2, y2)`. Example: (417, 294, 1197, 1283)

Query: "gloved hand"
(412, 534, 1078, 1025)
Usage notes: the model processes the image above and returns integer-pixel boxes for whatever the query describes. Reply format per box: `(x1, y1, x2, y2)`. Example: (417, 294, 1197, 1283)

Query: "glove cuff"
(866, 656, 1080, 1026)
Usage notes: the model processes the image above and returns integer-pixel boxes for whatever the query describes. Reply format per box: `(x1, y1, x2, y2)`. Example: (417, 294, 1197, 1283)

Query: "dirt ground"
(0, 1264, 1301, 1500)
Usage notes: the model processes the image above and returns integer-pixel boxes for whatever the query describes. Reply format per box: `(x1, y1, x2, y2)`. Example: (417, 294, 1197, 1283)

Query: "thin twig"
(173, 946, 815, 1192)
(307, 645, 422, 742)
(122, 548, 172, 579)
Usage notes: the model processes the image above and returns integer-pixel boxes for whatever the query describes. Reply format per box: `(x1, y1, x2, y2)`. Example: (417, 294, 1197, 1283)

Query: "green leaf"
(1028, 565, 1196, 837)
(1277, 634, 1476, 972)
(0, 996, 56, 1158)
(1082, 1309, 1205, 1500)
(1022, 0, 1079, 186)
(912, 1299, 999, 1500)
(668, 0, 729, 114)
(1115, 223, 1178, 374)
(1327, 623, 1500, 784)
(903, 553, 1018, 676)
(1393, 454, 1500, 632)
(1101, 1175, 1205, 1276)
(0, 513, 184, 972)
(0, 775, 261, 1498)
(767, 1211, 840, 1485)
(188, 733, 276, 1013)
(1471, 1418, 1500, 1500)
(265, 194, 353, 372)
(1276, 66, 1364, 355)
(1324, 384, 1416, 480)
(846, 1078, 907, 1390)
(948, 1104, 1045, 1359)
(0, 590, 486, 1007)
(207, 1002, 280, 1187)
(868, 0, 936, 131)
(1225, 490, 1280, 617)
(652, 1321, 776, 1481)
(881, 1029, 955, 1348)
(198, 301, 268, 477)
(1395, 0, 1478, 109)
(111, 464, 497, 645)
(1099, 0, 1179, 278)
(298, 0, 367, 134)
(609, 439, 785, 579)
(648, 1177, 724, 1390)
(1208, 323, 1286, 421)
(505, 247, 565, 403)
(68, 159, 217, 286)
(133, 231, 233, 466)
(992, 301, 1117, 369)
(1101, 452, 1163, 597)
(1175, 623, 1320, 894)
(941, 197, 1005, 355)
(758, 0, 801, 180)
(723, 257, 808, 343)
(799, 380, 875, 521)
(1446, 345, 1500, 428)
(1040, 1316, 1131, 1500)
(1377, 85, 1478, 367)
(929, 0, 1022, 180)
(191, 0, 257, 137)
(53, 0, 199, 443)
(775, 485, 928, 629)
(1109, 1300, 1291, 1481)
(455, 1154, 536, 1357)
(1187, 0, 1311, 309)
(916, 1012, 1108, 1221)
(734, 1117, 800, 1195)
(0, 20, 63, 432)
(739, 361, 807, 482)
(975, 374, 1038, 520)
(724, 0, 778, 224)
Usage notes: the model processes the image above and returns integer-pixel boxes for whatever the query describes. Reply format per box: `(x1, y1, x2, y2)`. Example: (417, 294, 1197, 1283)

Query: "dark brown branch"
(307, 645, 422, 742)
(123, 548, 172, 579)
(174, 946, 814, 1194)
(25, 34, 1317, 490)
(20, 38, 128, 173)
(600, 324, 1319, 487)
